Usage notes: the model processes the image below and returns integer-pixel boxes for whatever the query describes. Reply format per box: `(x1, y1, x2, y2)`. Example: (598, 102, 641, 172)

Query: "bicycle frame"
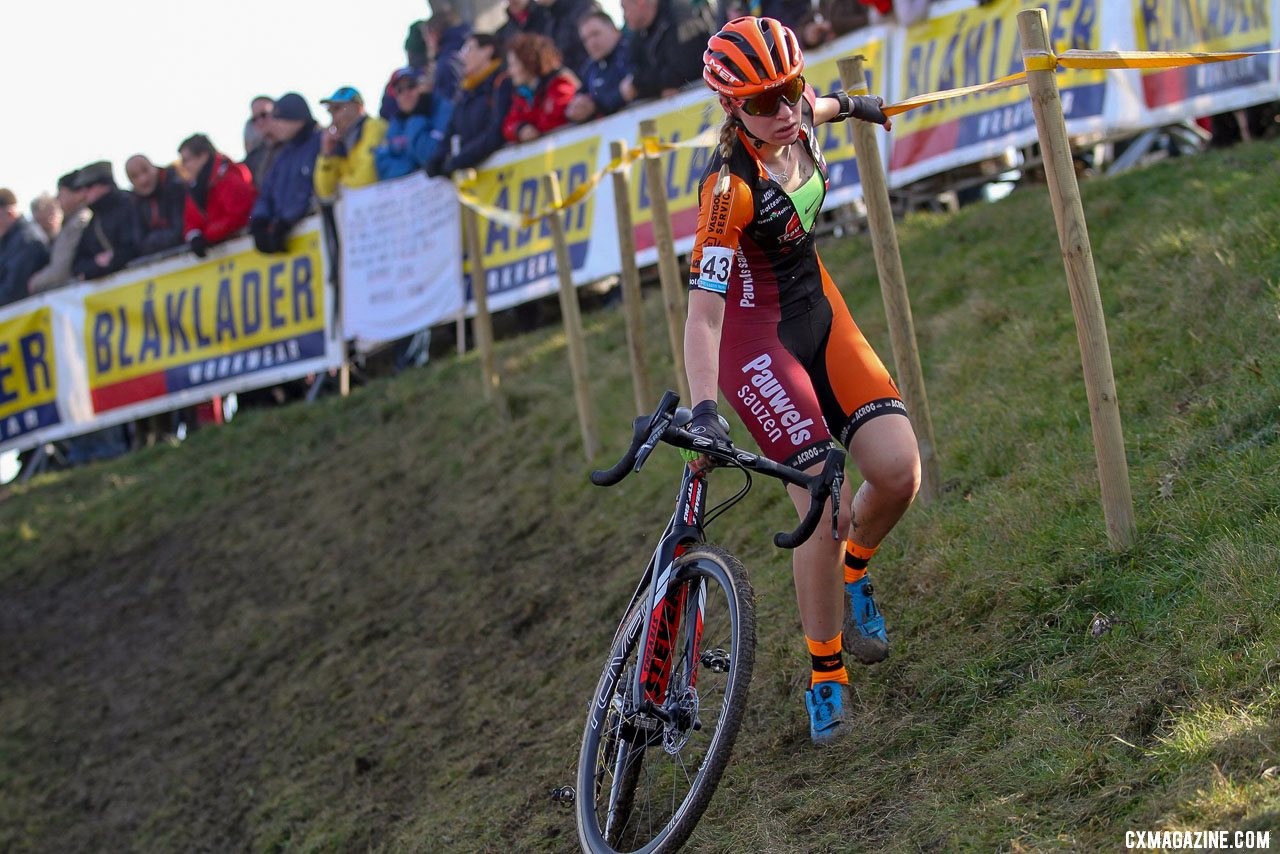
(618, 460, 710, 720)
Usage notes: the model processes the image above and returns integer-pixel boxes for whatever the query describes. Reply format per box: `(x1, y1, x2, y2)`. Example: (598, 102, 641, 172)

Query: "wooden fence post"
(609, 140, 654, 415)
(1018, 8, 1135, 550)
(456, 170, 509, 420)
(544, 172, 600, 460)
(838, 56, 941, 505)
(638, 119, 691, 403)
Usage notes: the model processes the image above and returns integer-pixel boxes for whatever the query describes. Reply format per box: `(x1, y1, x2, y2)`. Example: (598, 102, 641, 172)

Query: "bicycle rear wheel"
(576, 545, 755, 854)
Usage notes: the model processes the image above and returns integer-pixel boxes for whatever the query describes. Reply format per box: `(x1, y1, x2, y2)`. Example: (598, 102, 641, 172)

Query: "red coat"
(502, 69, 579, 142)
(183, 154, 257, 245)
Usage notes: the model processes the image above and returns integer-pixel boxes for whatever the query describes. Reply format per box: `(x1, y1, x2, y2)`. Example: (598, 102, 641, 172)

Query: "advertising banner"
(465, 135, 603, 313)
(83, 228, 333, 416)
(0, 305, 60, 448)
(0, 219, 343, 455)
(339, 173, 464, 350)
(888, 0, 1109, 186)
(1129, 0, 1277, 124)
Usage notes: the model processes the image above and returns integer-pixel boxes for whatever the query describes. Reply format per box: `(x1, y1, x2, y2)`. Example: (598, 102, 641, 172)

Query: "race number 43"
(697, 246, 734, 294)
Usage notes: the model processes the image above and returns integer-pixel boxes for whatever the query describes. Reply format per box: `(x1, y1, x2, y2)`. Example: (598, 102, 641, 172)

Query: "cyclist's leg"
(718, 329, 850, 646)
(846, 413, 920, 547)
(784, 463, 851, 641)
(811, 259, 921, 662)
(813, 258, 922, 550)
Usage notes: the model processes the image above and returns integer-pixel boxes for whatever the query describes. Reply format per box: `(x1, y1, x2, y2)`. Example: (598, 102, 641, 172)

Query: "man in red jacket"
(178, 134, 257, 258)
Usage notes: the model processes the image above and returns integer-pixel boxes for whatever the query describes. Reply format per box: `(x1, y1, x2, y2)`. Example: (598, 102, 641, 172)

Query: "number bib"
(697, 246, 734, 294)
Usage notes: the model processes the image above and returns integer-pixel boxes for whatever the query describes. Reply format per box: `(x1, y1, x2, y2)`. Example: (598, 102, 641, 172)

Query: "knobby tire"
(576, 545, 756, 854)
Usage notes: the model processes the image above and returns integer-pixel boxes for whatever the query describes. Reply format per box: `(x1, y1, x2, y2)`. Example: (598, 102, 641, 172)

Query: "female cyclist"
(684, 16, 921, 744)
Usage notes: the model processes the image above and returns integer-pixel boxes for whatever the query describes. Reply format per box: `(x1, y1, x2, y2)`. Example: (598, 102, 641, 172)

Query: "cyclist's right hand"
(689, 399, 729, 444)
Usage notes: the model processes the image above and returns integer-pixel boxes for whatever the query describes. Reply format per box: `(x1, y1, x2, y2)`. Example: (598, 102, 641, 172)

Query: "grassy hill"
(2, 140, 1278, 853)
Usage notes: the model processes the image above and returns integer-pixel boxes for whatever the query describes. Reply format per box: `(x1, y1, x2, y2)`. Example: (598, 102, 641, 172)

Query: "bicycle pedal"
(549, 785, 576, 807)
(700, 648, 731, 673)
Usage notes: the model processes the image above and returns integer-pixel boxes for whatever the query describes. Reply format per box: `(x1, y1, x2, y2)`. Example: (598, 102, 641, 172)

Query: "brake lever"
(633, 414, 671, 471)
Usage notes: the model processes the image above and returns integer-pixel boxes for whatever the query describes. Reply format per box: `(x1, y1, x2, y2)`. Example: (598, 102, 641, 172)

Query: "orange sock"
(844, 541, 878, 584)
(806, 634, 849, 686)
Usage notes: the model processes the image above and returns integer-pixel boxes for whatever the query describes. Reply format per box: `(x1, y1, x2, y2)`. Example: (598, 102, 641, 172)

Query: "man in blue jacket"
(427, 33, 514, 177)
(250, 92, 321, 254)
(566, 9, 630, 123)
(0, 188, 50, 307)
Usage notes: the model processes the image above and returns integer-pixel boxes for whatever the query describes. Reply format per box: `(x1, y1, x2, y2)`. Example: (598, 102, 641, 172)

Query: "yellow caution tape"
(458, 46, 1277, 224)
(456, 129, 720, 226)
(1051, 47, 1280, 71)
(881, 70, 1031, 117)
(880, 46, 1279, 117)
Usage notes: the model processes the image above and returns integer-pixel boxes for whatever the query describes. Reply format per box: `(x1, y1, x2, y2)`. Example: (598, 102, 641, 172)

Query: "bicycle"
(575, 390, 845, 854)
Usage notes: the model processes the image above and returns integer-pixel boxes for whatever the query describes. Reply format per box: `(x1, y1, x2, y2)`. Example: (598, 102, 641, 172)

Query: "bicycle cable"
(702, 458, 753, 529)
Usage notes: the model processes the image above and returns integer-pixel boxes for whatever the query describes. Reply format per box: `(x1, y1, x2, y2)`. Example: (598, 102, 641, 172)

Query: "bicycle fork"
(633, 464, 710, 724)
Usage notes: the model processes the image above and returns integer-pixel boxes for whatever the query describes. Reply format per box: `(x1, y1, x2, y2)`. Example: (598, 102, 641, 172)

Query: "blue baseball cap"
(320, 86, 363, 105)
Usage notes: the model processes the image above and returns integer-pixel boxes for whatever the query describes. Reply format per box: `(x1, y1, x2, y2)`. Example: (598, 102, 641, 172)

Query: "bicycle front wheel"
(576, 545, 756, 854)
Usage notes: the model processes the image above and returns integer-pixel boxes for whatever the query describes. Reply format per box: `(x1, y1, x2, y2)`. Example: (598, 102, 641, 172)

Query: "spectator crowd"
(2, 0, 946, 311)
(0, 0, 1123, 474)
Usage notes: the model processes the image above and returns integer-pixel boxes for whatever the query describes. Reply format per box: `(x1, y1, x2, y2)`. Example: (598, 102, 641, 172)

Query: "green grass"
(3, 140, 1279, 852)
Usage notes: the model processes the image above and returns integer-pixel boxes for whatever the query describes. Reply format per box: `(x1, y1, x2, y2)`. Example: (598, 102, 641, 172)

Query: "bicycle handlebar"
(589, 391, 845, 550)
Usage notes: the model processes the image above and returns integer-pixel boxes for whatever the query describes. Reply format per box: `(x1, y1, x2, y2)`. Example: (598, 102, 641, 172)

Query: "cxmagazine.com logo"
(1125, 830, 1271, 850)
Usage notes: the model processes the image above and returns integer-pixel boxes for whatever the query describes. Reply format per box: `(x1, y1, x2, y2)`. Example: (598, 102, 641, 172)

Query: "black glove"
(832, 92, 890, 126)
(189, 232, 208, 258)
(251, 217, 276, 254)
(689, 399, 730, 445)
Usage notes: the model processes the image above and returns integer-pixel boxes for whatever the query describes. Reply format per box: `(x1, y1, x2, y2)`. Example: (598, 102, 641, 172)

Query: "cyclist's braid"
(713, 112, 737, 196)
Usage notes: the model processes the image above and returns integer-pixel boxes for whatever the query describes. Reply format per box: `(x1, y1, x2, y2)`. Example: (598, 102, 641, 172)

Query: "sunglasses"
(253, 111, 272, 121)
(740, 76, 805, 117)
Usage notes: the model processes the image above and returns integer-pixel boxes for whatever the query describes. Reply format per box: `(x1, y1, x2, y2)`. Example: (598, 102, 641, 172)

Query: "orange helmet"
(703, 16, 804, 99)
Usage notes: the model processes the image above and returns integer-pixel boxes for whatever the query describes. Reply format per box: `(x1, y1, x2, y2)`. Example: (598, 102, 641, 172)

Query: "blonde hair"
(713, 110, 737, 196)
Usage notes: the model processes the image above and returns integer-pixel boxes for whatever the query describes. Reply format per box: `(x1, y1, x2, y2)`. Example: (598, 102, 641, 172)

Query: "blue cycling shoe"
(804, 681, 850, 745)
(843, 574, 890, 664)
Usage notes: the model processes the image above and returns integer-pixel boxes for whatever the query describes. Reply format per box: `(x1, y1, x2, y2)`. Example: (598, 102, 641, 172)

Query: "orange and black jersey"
(687, 88, 906, 469)
(688, 90, 830, 320)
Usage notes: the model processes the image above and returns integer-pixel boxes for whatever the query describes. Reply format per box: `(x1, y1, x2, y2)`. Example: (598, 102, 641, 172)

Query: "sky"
(3, 0, 622, 208)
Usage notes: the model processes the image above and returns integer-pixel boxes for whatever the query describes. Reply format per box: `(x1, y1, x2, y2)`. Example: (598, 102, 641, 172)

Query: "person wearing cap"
(0, 188, 51, 307)
(250, 92, 322, 254)
(409, 0, 472, 102)
(29, 171, 92, 295)
(125, 154, 188, 257)
(71, 161, 140, 281)
(374, 67, 453, 180)
(427, 32, 513, 176)
(179, 134, 257, 257)
(314, 87, 388, 202)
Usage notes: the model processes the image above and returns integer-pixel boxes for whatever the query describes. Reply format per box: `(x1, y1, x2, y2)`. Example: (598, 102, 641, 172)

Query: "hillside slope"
(2, 141, 1278, 852)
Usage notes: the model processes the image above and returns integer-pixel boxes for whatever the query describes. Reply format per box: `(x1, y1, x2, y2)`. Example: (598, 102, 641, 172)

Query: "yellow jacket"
(314, 115, 388, 201)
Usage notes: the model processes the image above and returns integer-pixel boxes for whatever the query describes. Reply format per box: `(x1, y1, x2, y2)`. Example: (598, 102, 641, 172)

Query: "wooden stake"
(544, 171, 599, 459)
(1019, 8, 1135, 550)
(457, 169, 509, 420)
(838, 56, 941, 505)
(638, 118, 691, 403)
(609, 139, 653, 415)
